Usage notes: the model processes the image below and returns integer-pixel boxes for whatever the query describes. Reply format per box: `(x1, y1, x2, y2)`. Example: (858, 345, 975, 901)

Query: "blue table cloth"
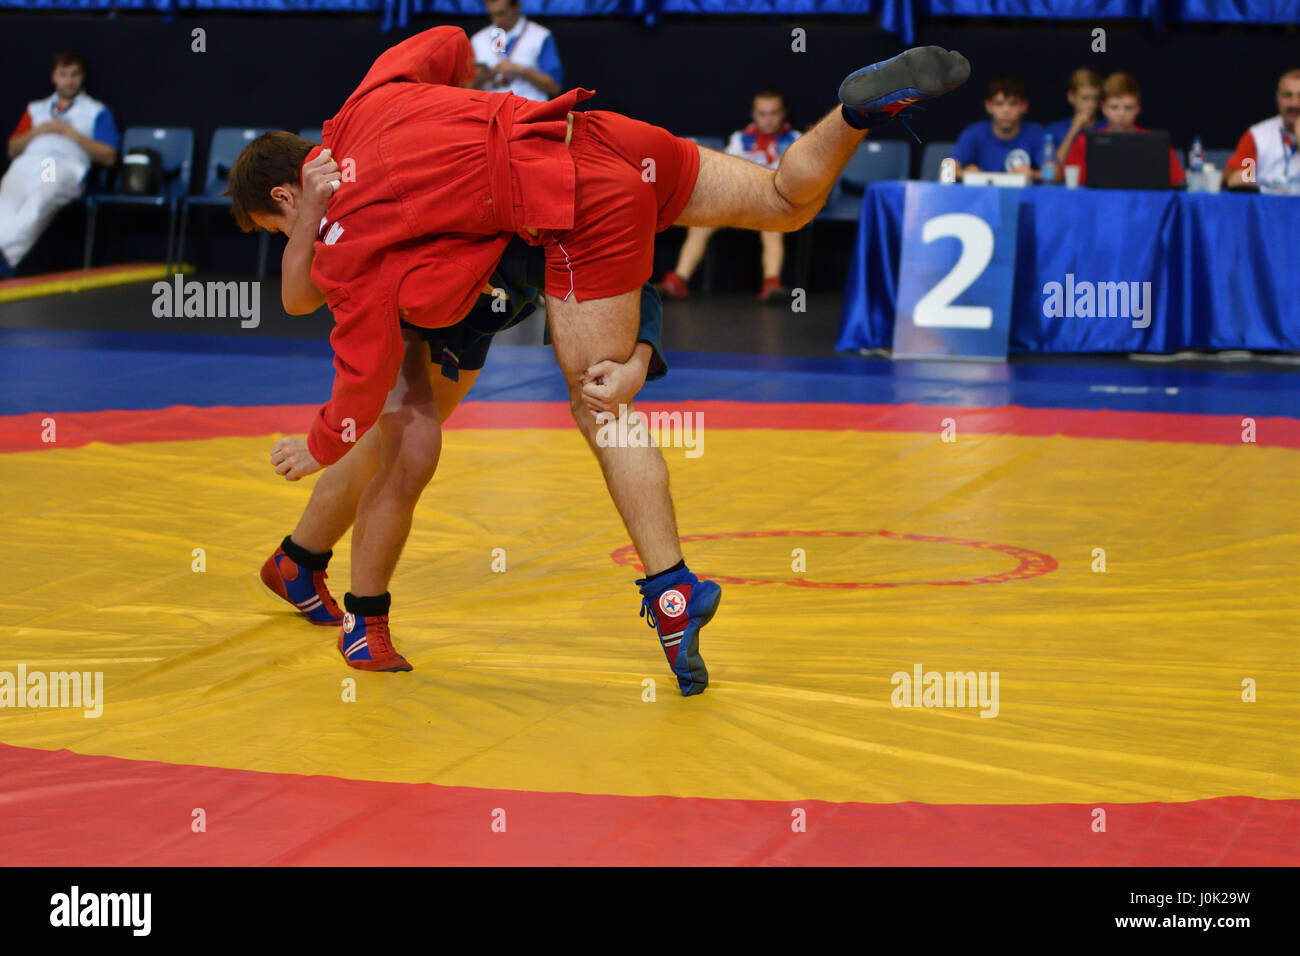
(837, 181, 1300, 353)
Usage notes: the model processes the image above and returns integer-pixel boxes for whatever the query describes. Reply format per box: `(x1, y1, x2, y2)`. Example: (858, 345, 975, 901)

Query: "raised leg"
(675, 107, 864, 232)
(677, 47, 968, 232)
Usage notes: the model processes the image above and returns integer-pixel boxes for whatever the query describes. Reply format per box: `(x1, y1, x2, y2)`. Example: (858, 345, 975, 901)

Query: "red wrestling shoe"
(260, 547, 344, 626)
(338, 613, 413, 672)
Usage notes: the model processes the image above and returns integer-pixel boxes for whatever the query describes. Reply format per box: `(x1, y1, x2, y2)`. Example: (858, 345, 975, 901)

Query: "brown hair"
(752, 89, 786, 108)
(1103, 72, 1141, 102)
(986, 76, 1027, 102)
(52, 50, 86, 71)
(224, 130, 314, 232)
(1068, 68, 1102, 93)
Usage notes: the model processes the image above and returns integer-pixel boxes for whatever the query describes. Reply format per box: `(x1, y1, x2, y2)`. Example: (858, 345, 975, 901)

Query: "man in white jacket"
(468, 0, 565, 102)
(1224, 68, 1300, 192)
(1, 51, 119, 276)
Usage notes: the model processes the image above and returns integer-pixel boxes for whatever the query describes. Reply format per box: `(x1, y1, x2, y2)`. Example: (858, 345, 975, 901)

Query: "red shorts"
(538, 110, 700, 302)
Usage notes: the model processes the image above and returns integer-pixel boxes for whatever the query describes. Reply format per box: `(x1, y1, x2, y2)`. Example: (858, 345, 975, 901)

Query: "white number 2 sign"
(912, 213, 995, 329)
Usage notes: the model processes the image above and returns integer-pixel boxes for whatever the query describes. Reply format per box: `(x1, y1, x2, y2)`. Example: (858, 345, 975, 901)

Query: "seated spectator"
(1224, 68, 1300, 191)
(1063, 72, 1185, 187)
(1046, 68, 1102, 170)
(658, 89, 801, 303)
(468, 0, 564, 102)
(950, 76, 1046, 180)
(0, 50, 119, 277)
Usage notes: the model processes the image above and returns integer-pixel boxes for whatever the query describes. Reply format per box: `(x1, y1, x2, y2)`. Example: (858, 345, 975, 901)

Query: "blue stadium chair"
(818, 140, 911, 220)
(84, 126, 193, 271)
(1205, 147, 1234, 173)
(794, 140, 910, 289)
(920, 140, 958, 181)
(176, 126, 273, 277)
(298, 127, 323, 144)
(684, 135, 726, 153)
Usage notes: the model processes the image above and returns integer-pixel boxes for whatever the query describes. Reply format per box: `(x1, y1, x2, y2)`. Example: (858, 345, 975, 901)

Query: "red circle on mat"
(610, 530, 1058, 589)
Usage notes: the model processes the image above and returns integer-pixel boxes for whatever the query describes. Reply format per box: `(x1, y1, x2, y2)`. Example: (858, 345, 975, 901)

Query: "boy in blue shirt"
(1045, 68, 1102, 171)
(950, 76, 1046, 180)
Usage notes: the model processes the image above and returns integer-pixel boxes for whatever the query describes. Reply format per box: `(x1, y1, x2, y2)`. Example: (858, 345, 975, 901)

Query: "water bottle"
(1188, 136, 1205, 192)
(1041, 133, 1057, 184)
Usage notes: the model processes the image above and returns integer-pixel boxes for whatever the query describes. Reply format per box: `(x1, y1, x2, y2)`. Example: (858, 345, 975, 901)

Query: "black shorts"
(400, 237, 544, 381)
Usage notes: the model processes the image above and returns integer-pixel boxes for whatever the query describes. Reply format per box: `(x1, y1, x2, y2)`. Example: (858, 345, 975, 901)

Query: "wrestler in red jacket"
(228, 28, 969, 695)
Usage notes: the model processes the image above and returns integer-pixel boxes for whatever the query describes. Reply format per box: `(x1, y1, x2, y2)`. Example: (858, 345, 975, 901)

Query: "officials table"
(836, 181, 1300, 354)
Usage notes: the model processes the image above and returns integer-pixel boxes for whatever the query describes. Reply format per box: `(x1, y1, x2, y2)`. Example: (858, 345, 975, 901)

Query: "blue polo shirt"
(951, 120, 1048, 172)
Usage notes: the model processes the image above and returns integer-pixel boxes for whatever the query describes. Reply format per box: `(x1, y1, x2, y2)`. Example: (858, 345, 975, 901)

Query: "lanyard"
(495, 19, 531, 63)
(488, 19, 533, 91)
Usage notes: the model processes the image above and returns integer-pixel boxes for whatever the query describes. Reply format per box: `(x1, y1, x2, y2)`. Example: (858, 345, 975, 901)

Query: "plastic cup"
(1064, 165, 1081, 189)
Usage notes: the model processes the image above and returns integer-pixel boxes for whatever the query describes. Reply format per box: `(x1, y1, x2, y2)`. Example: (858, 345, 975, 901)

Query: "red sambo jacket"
(304, 26, 594, 465)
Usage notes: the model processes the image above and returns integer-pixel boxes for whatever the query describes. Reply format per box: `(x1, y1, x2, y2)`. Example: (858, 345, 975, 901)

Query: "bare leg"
(546, 287, 682, 574)
(676, 107, 866, 231)
(673, 225, 717, 280)
(348, 349, 478, 596)
(760, 230, 785, 281)
(290, 426, 381, 554)
(350, 394, 442, 595)
(288, 330, 476, 582)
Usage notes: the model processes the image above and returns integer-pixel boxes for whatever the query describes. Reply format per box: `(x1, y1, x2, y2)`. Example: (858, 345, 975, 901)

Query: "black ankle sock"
(282, 535, 330, 571)
(644, 559, 686, 582)
(344, 592, 391, 618)
(841, 104, 871, 130)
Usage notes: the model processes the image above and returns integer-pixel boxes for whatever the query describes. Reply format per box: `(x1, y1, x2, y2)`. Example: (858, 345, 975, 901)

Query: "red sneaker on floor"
(338, 613, 413, 672)
(656, 271, 690, 300)
(260, 547, 344, 626)
(758, 277, 789, 302)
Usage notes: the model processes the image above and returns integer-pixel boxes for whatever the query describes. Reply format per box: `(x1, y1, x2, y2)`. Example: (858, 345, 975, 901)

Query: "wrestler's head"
(751, 90, 788, 136)
(226, 130, 316, 234)
(51, 51, 86, 102)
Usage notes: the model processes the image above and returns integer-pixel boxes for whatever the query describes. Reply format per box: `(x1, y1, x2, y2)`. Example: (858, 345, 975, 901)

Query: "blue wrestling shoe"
(260, 544, 344, 626)
(636, 565, 720, 697)
(839, 46, 970, 131)
(338, 613, 412, 673)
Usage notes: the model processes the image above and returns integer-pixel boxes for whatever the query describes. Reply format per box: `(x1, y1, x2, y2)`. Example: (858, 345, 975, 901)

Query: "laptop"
(1086, 131, 1172, 190)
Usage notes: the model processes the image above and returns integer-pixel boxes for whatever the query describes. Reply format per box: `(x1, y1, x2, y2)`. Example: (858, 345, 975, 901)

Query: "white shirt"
(1245, 114, 1300, 191)
(14, 91, 117, 183)
(470, 16, 564, 102)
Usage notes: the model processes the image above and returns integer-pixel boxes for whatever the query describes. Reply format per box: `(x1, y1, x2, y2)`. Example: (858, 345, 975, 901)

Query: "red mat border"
(1, 401, 1296, 452)
(1, 742, 1294, 866)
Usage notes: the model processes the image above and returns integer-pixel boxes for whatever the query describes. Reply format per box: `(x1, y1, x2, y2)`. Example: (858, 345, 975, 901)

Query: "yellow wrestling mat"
(3, 425, 1296, 808)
